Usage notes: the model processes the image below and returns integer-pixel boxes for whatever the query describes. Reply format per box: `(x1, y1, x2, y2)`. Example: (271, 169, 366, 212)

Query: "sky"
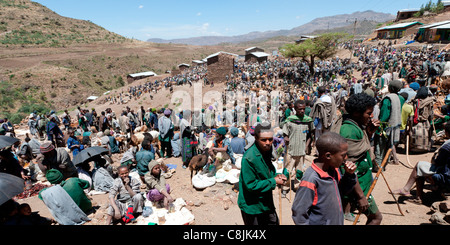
(32, 0, 433, 41)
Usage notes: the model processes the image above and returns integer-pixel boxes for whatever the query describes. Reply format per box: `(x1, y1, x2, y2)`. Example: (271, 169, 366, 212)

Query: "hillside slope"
(0, 0, 129, 47)
(0, 0, 244, 123)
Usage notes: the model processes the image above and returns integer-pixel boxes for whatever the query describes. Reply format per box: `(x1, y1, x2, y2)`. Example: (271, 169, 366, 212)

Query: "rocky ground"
(13, 142, 450, 226)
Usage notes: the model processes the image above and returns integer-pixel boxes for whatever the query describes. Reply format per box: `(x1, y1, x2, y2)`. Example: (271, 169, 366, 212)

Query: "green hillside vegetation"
(414, 0, 446, 17)
(0, 0, 130, 47)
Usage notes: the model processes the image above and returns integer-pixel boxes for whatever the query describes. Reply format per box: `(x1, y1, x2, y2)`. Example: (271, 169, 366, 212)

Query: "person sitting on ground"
(42, 169, 93, 214)
(144, 160, 174, 209)
(0, 146, 28, 180)
(204, 127, 235, 177)
(105, 165, 144, 225)
(391, 122, 450, 204)
(291, 132, 357, 225)
(104, 129, 120, 154)
(136, 138, 155, 184)
(3, 203, 54, 225)
(16, 136, 34, 167)
(36, 142, 78, 180)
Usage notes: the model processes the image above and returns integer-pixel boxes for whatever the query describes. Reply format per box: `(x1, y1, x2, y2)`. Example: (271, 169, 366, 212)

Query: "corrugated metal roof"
(431, 23, 450, 29)
(397, 8, 420, 12)
(419, 20, 450, 29)
(206, 51, 239, 60)
(128, 71, 157, 77)
(249, 52, 270, 58)
(376, 21, 422, 31)
(192, 60, 205, 64)
(87, 96, 98, 100)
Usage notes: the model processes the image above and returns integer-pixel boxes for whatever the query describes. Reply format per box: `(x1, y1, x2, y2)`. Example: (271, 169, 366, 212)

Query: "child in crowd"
(291, 132, 357, 225)
(144, 160, 174, 209)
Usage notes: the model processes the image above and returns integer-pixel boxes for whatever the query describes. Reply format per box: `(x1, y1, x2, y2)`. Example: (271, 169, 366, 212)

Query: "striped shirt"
(282, 116, 314, 156)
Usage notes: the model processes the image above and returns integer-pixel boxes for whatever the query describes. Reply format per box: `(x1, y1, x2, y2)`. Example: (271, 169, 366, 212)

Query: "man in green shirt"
(374, 79, 405, 168)
(238, 123, 288, 225)
(340, 93, 382, 225)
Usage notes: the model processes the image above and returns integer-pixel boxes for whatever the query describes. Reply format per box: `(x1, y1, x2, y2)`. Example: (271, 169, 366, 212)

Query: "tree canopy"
(280, 32, 351, 73)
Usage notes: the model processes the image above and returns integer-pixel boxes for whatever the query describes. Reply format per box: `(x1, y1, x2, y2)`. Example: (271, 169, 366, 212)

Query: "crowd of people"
(1, 39, 450, 226)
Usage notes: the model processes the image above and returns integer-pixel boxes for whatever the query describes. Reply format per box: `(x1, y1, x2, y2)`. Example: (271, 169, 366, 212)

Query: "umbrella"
(0, 173, 25, 206)
(72, 146, 109, 166)
(0, 135, 19, 150)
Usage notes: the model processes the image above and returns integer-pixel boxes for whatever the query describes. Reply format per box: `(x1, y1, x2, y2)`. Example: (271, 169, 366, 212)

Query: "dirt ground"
(14, 140, 443, 226)
(10, 45, 449, 226)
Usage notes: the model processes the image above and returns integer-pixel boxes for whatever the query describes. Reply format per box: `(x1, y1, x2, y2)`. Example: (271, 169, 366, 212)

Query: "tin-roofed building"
(376, 21, 423, 39)
(206, 51, 238, 83)
(395, 9, 420, 21)
(416, 20, 450, 42)
(245, 47, 264, 55)
(245, 51, 270, 63)
(127, 71, 157, 84)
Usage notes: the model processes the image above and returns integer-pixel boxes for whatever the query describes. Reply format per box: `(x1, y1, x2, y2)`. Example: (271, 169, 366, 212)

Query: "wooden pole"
(353, 148, 392, 225)
(380, 171, 405, 216)
(279, 185, 282, 225)
(405, 135, 414, 168)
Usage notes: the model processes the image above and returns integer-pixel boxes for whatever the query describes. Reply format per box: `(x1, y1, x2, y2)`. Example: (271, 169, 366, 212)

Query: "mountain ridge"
(147, 10, 395, 46)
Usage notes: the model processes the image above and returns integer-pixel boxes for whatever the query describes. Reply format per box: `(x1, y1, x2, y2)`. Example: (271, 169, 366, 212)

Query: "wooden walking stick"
(404, 135, 414, 168)
(353, 148, 392, 225)
(279, 184, 282, 225)
(380, 170, 405, 216)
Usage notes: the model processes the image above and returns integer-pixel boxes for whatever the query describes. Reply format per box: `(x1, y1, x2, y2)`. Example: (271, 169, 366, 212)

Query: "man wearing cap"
(374, 79, 405, 168)
(36, 142, 78, 180)
(158, 109, 174, 158)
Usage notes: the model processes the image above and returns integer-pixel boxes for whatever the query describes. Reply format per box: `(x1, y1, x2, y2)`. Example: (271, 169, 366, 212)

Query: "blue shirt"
(135, 149, 155, 176)
(67, 137, 82, 157)
(230, 137, 246, 155)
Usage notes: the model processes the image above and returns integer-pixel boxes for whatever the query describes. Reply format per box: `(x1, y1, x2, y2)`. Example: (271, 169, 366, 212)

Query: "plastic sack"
(192, 172, 216, 189)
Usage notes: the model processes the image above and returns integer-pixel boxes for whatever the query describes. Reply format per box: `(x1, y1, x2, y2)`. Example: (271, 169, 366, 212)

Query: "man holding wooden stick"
(238, 123, 288, 225)
(340, 92, 383, 225)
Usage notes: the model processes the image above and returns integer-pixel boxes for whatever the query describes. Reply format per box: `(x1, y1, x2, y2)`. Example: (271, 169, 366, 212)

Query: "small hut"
(178, 63, 191, 72)
(245, 52, 270, 63)
(206, 52, 238, 83)
(395, 9, 420, 22)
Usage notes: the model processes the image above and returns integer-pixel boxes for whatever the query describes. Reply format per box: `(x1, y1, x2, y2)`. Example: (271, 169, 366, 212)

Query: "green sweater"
(339, 120, 373, 196)
(238, 144, 288, 215)
(39, 177, 92, 214)
(379, 94, 405, 123)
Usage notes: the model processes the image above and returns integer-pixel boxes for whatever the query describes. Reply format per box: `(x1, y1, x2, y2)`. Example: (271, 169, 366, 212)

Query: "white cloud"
(197, 12, 202, 16)
(140, 23, 222, 39)
(138, 5, 144, 9)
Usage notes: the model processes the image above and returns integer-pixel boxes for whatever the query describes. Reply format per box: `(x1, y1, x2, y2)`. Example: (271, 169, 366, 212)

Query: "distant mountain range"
(147, 10, 395, 46)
